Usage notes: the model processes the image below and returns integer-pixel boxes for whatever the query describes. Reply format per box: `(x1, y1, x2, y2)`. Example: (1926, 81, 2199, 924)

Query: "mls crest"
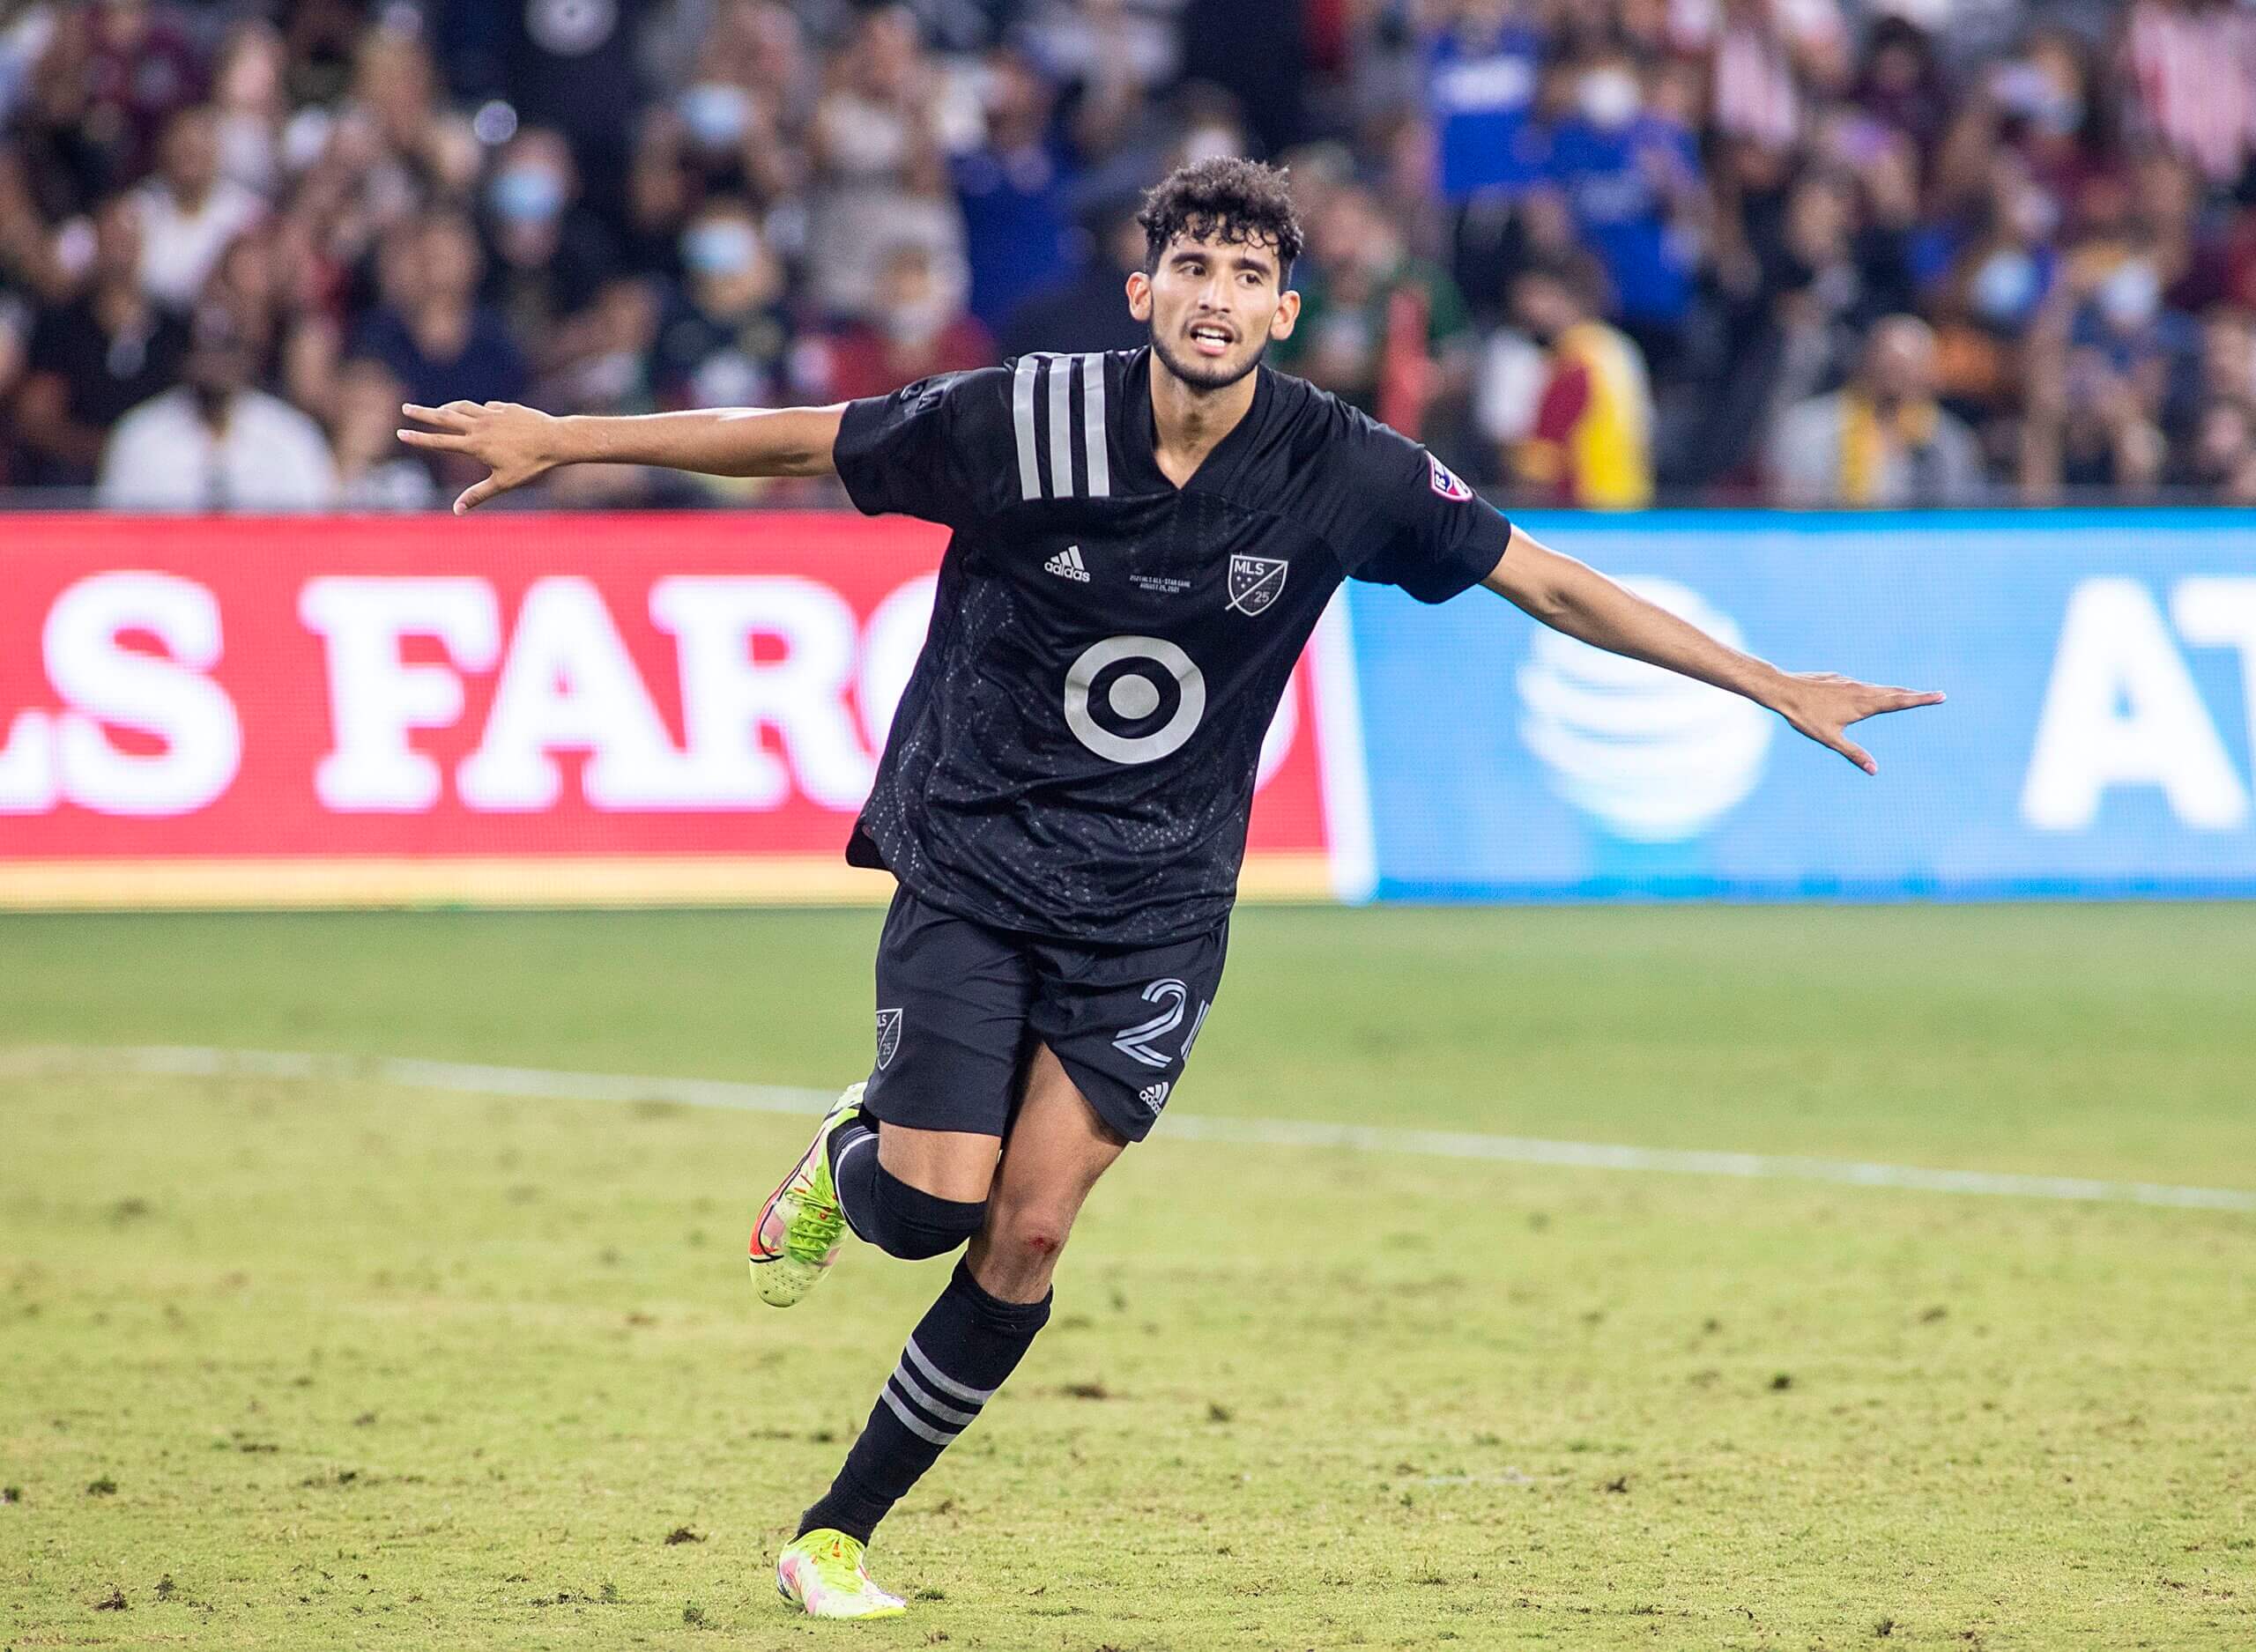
(1227, 554, 1288, 616)
(875, 1007, 902, 1069)
(1428, 451, 1473, 501)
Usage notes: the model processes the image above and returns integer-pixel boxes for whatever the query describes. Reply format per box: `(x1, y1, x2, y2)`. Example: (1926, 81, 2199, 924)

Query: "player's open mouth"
(1188, 323, 1234, 357)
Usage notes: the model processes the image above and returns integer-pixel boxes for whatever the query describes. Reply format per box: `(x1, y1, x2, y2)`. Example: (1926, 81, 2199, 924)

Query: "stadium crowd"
(2, 0, 2255, 510)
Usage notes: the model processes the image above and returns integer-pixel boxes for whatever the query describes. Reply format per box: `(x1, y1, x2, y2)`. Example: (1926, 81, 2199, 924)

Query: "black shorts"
(862, 886, 1228, 1145)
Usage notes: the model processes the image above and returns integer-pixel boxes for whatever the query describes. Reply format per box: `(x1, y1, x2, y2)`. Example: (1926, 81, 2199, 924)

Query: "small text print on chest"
(1131, 572, 1193, 596)
(1227, 555, 1289, 616)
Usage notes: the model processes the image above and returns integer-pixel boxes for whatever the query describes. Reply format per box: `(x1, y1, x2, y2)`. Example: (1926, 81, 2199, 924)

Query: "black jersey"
(832, 346, 1512, 945)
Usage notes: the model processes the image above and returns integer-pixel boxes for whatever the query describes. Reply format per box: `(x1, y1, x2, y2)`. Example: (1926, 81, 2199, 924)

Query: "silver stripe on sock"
(904, 1335, 999, 1404)
(889, 1362, 980, 1428)
(879, 1383, 955, 1447)
(1012, 356, 1041, 500)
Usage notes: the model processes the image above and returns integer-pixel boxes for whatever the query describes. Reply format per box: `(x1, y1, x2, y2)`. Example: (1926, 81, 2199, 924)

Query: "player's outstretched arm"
(1481, 525, 1944, 774)
(397, 401, 847, 515)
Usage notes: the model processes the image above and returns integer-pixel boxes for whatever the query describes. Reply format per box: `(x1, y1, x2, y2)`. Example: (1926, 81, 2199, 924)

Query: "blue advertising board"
(1345, 511, 2256, 901)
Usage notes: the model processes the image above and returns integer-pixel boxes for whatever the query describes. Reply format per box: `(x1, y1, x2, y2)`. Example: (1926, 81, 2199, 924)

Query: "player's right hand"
(397, 401, 559, 515)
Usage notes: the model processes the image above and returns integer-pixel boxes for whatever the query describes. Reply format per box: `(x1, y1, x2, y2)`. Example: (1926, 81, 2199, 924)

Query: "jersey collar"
(1116, 344, 1274, 499)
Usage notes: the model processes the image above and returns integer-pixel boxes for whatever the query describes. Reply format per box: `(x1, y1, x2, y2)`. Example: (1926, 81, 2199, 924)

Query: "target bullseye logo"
(1064, 635, 1206, 765)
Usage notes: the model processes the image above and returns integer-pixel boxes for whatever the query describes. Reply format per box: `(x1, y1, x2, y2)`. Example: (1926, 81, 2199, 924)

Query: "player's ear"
(1125, 269, 1152, 322)
(1270, 288, 1301, 341)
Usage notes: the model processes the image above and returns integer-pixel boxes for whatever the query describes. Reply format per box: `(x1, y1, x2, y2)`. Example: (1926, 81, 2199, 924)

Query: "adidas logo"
(1139, 1081, 1170, 1111)
(1044, 544, 1091, 582)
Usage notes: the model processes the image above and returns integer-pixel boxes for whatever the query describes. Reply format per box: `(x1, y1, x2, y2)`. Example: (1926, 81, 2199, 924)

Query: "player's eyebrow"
(1169, 247, 1276, 279)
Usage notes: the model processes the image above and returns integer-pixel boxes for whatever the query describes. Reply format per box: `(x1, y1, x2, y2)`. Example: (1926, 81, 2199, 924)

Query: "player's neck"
(1147, 352, 1258, 490)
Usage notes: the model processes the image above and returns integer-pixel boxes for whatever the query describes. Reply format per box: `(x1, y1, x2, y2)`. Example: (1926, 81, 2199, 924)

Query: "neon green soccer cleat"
(748, 1084, 866, 1308)
(776, 1528, 907, 1619)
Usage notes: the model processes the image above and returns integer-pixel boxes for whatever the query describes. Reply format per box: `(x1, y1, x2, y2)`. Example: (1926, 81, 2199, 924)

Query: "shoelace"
(809, 1533, 867, 1588)
(782, 1190, 842, 1267)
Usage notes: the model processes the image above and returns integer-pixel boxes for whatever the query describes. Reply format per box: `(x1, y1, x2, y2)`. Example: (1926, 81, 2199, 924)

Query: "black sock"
(829, 1121, 985, 1260)
(827, 1115, 879, 1232)
(798, 1259, 1051, 1544)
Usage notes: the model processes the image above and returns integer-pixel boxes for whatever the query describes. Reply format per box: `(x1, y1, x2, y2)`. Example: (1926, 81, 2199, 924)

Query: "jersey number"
(1113, 978, 1190, 1069)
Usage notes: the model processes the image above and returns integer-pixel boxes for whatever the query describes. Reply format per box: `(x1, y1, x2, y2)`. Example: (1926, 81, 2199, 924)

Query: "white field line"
(9, 1043, 2255, 1216)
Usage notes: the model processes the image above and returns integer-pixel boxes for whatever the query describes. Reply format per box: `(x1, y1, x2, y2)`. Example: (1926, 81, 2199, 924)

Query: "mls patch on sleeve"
(1429, 452, 1473, 502)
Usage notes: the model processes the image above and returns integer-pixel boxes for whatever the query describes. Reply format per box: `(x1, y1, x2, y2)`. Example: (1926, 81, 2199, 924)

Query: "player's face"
(1127, 232, 1301, 393)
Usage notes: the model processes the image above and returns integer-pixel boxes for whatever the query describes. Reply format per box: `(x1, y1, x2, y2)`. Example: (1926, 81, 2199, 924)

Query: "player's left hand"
(1770, 672, 1945, 775)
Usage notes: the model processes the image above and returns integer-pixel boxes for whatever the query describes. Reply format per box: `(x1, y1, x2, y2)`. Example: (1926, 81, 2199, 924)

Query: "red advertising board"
(0, 515, 1368, 907)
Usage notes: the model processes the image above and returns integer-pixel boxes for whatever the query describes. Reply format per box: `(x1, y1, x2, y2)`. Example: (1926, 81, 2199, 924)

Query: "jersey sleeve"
(832, 366, 1015, 528)
(1344, 422, 1515, 604)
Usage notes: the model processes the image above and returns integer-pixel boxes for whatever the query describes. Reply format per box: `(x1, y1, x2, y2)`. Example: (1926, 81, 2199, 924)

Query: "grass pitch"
(3, 904, 2252, 1649)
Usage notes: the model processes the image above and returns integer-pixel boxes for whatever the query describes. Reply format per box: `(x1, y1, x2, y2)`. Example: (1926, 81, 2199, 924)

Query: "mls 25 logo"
(875, 1007, 903, 1069)
(1228, 555, 1288, 616)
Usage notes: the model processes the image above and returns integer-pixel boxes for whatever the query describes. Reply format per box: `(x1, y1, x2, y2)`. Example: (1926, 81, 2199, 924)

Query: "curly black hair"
(1137, 158, 1304, 284)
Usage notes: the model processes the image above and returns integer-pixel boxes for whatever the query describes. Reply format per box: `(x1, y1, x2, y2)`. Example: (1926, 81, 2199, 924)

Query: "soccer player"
(402, 158, 1942, 1620)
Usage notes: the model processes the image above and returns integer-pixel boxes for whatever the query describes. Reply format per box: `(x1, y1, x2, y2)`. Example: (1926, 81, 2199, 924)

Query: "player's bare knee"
(994, 1209, 1072, 1263)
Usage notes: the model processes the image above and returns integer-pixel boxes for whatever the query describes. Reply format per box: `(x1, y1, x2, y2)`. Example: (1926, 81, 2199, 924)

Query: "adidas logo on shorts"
(1044, 544, 1091, 582)
(1139, 1080, 1170, 1111)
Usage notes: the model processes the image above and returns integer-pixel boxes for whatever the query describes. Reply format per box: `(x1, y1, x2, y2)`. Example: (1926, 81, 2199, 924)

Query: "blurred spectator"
(98, 302, 336, 510)
(330, 354, 436, 511)
(84, 0, 204, 181)
(998, 195, 1154, 359)
(210, 20, 289, 200)
(953, 48, 1080, 333)
(1495, 256, 1654, 508)
(648, 197, 795, 410)
(1851, 16, 1949, 153)
(480, 127, 622, 371)
(12, 193, 187, 486)
(1426, 0, 1548, 206)
(819, 239, 993, 402)
(1545, 50, 1704, 374)
(1767, 314, 1983, 506)
(1278, 181, 1472, 433)
(0, 10, 127, 300)
(805, 5, 961, 321)
(2177, 305, 2256, 501)
(2123, 0, 2256, 187)
(350, 211, 529, 410)
(133, 106, 263, 313)
(319, 20, 482, 212)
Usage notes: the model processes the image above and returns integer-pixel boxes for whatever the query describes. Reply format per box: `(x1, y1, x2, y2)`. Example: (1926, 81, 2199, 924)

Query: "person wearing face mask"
(480, 128, 623, 369)
(1543, 54, 1702, 375)
(1929, 173, 2059, 425)
(647, 200, 799, 415)
(817, 241, 994, 404)
(97, 300, 337, 510)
